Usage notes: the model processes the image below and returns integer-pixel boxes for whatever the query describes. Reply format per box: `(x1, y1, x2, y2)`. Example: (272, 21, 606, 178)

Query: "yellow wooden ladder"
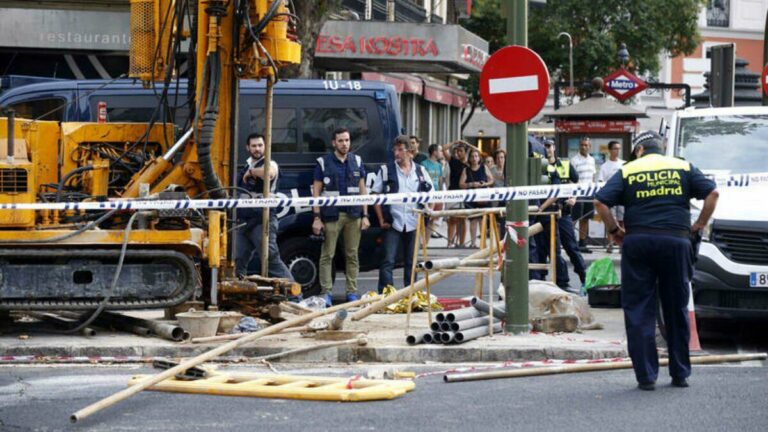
(128, 372, 415, 402)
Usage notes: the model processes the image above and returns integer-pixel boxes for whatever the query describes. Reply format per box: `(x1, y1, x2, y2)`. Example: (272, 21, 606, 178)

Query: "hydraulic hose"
(197, 52, 226, 199)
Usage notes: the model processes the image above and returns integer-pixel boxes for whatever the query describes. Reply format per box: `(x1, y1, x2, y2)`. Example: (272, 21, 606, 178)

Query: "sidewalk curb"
(1, 344, 628, 364)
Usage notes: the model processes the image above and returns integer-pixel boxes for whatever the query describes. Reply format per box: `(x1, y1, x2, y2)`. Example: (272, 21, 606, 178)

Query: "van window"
(9, 97, 66, 122)
(247, 108, 298, 152)
(89, 96, 159, 123)
(302, 108, 369, 154)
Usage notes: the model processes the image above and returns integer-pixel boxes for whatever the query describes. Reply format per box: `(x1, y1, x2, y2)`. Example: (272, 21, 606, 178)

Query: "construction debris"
(363, 286, 442, 314)
(407, 305, 502, 345)
(70, 295, 381, 423)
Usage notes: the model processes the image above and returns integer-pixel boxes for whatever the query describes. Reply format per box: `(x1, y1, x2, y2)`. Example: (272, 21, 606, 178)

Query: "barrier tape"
(1, 172, 765, 212)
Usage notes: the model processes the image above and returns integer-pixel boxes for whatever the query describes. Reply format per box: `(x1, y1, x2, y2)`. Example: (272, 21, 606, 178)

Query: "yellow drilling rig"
(0, 1, 300, 314)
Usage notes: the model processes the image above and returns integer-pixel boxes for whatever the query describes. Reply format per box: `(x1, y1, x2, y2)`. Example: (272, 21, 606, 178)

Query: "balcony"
(342, 0, 428, 23)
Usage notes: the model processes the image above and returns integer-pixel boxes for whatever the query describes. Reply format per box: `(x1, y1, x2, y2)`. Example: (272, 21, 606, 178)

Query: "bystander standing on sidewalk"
(460, 148, 494, 249)
(446, 141, 468, 248)
(409, 135, 428, 164)
(372, 136, 433, 291)
(312, 127, 370, 306)
(420, 144, 446, 239)
(570, 137, 597, 253)
(598, 140, 625, 252)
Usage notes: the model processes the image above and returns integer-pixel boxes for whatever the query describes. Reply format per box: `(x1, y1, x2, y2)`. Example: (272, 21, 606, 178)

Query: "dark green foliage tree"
(460, 0, 706, 130)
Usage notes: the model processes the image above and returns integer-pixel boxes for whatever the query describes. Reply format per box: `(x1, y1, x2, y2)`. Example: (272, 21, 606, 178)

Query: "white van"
(666, 106, 768, 319)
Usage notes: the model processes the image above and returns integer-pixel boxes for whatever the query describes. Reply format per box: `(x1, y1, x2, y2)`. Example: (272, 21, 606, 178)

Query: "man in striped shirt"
(569, 137, 597, 253)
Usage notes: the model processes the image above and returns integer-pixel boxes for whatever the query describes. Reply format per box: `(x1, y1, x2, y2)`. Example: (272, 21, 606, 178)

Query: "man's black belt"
(625, 227, 690, 238)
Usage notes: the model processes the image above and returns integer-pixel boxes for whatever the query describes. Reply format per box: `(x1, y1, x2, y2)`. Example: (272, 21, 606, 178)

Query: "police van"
(0, 78, 402, 296)
(666, 106, 768, 320)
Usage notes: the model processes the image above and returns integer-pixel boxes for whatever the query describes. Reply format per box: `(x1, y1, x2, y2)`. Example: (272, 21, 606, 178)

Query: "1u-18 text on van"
(0, 79, 402, 296)
(666, 106, 768, 320)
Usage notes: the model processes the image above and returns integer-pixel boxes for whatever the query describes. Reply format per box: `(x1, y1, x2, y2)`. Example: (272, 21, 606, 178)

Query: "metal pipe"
(454, 322, 503, 343)
(406, 331, 431, 345)
(6, 108, 14, 164)
(434, 312, 446, 322)
(431, 332, 443, 344)
(446, 307, 483, 323)
(430, 322, 441, 331)
(470, 297, 506, 320)
(161, 127, 194, 160)
(424, 258, 461, 270)
(96, 311, 187, 342)
(328, 309, 348, 330)
(353, 247, 494, 321)
(450, 316, 498, 332)
(444, 353, 768, 383)
(440, 331, 456, 344)
(439, 321, 452, 332)
(260, 76, 275, 277)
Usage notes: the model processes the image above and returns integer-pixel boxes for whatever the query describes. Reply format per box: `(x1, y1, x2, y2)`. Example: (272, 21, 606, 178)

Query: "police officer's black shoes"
(671, 378, 689, 388)
(637, 381, 656, 391)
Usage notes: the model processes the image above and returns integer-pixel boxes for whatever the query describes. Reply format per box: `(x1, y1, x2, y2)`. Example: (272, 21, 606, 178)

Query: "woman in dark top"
(460, 148, 494, 248)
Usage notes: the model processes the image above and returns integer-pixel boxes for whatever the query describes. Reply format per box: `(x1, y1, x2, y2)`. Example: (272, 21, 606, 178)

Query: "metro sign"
(602, 68, 648, 102)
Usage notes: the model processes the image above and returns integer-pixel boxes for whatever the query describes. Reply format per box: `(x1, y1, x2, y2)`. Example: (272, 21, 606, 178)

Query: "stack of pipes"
(406, 298, 505, 345)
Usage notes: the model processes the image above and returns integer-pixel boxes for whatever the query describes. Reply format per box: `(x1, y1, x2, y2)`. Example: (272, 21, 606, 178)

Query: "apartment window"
(706, 0, 729, 28)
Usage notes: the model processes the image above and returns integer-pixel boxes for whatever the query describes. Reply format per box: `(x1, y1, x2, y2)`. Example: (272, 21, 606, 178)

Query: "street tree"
(282, 0, 342, 78)
(460, 0, 706, 131)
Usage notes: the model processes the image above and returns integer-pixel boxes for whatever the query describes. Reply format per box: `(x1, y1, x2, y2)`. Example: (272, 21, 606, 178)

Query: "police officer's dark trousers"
(534, 214, 569, 287)
(621, 232, 693, 384)
(557, 214, 587, 284)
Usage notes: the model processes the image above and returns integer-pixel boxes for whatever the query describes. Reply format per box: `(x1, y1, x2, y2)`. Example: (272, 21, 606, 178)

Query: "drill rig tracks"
(0, 249, 197, 310)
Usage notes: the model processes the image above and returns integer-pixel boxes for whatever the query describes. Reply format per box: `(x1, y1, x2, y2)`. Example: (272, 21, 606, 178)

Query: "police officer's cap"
(632, 130, 663, 150)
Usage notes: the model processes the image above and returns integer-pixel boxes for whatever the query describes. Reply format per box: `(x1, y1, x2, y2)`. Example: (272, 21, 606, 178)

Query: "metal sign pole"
(503, 0, 529, 334)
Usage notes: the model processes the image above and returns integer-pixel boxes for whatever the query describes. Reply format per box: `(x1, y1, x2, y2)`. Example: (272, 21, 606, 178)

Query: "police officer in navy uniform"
(371, 135, 433, 292)
(312, 127, 370, 306)
(594, 131, 719, 390)
(235, 133, 293, 280)
(536, 139, 587, 290)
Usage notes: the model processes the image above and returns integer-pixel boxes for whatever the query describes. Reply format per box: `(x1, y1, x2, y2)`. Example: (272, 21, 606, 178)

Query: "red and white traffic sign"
(762, 64, 768, 97)
(480, 45, 550, 124)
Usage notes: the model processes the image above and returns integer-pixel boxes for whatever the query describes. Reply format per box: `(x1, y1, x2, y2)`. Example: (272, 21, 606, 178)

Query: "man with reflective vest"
(312, 127, 370, 306)
(235, 133, 293, 280)
(371, 135, 433, 292)
(537, 139, 587, 291)
(594, 131, 718, 391)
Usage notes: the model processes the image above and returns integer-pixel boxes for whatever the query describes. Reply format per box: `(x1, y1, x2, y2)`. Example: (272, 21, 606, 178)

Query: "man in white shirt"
(569, 137, 597, 253)
(598, 140, 625, 252)
(371, 135, 434, 291)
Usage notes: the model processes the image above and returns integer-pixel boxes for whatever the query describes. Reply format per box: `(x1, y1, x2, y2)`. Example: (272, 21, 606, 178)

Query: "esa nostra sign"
(602, 68, 648, 102)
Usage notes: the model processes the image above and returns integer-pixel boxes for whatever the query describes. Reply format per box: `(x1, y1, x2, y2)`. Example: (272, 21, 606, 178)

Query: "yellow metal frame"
(128, 372, 415, 402)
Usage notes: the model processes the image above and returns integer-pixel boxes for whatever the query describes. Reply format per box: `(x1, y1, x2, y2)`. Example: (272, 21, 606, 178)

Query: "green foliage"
(459, 0, 706, 125)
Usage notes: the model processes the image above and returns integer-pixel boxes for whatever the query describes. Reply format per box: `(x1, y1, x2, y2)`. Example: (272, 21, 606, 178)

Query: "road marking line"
(489, 75, 538, 94)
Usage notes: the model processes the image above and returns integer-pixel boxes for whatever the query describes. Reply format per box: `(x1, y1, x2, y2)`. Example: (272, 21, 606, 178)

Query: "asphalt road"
(1, 360, 766, 432)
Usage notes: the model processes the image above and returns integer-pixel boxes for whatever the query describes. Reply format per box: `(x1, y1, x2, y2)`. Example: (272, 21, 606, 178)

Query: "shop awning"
(360, 72, 423, 94)
(361, 72, 468, 108)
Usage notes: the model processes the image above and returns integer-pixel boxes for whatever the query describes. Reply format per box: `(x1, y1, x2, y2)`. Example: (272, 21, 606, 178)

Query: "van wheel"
(280, 237, 334, 298)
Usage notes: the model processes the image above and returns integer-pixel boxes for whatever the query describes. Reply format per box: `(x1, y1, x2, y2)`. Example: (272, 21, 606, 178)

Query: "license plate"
(750, 272, 768, 287)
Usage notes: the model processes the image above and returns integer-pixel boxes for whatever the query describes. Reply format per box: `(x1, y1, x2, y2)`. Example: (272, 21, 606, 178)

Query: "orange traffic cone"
(687, 284, 702, 352)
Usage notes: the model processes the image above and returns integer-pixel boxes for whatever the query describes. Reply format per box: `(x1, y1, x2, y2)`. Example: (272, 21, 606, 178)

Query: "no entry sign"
(480, 45, 550, 124)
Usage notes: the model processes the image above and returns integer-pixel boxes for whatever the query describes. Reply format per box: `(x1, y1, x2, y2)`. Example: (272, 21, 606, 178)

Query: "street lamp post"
(618, 42, 630, 68)
(558, 32, 573, 105)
